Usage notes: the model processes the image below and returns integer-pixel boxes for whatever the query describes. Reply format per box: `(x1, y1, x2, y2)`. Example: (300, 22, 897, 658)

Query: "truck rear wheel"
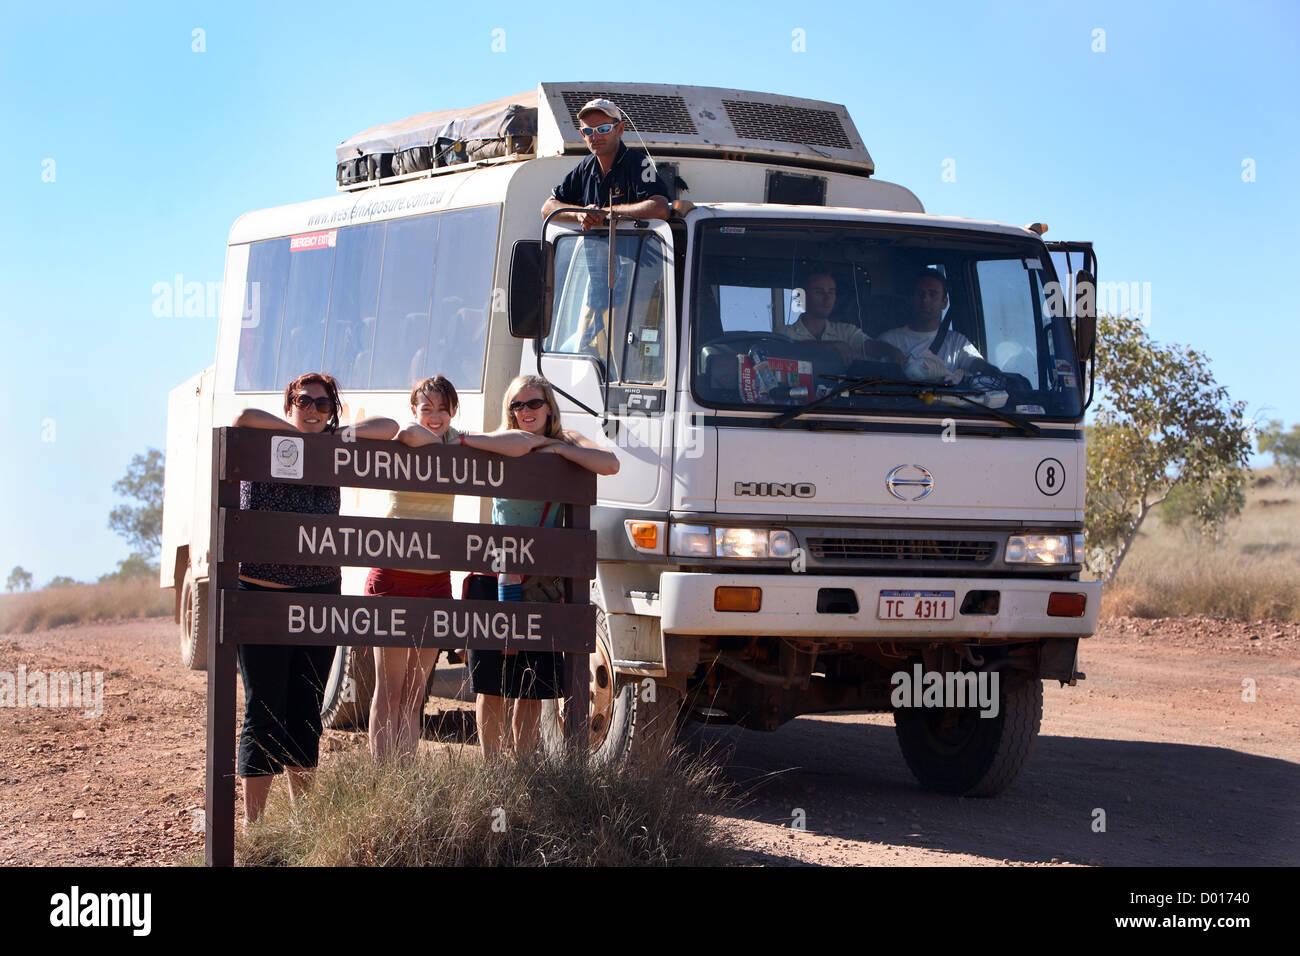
(321, 645, 376, 731)
(541, 608, 683, 762)
(179, 570, 208, 672)
(893, 677, 1042, 797)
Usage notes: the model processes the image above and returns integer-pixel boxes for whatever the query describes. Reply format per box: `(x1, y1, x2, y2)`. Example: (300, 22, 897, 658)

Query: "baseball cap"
(576, 98, 624, 123)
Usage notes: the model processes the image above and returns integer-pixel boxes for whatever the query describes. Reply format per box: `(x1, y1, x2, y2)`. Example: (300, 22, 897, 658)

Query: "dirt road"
(1, 616, 1296, 866)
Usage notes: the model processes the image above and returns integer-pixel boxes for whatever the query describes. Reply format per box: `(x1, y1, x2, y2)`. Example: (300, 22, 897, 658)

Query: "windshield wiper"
(767, 376, 1040, 436)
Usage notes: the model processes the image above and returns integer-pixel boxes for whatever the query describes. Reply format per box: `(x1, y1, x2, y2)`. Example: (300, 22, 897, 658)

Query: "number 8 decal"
(1035, 458, 1065, 496)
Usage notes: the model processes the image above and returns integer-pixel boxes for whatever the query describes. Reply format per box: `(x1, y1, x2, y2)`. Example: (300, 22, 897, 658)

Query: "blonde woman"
(387, 377, 553, 758)
(467, 375, 619, 757)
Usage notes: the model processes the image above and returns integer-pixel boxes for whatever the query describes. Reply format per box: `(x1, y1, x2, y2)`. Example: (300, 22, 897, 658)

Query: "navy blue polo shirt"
(551, 143, 670, 208)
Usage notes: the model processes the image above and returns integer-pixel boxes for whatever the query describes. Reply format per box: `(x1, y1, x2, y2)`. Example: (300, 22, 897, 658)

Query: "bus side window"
(274, 238, 335, 384)
(235, 239, 290, 391)
(427, 205, 499, 390)
(369, 215, 439, 389)
(322, 222, 384, 389)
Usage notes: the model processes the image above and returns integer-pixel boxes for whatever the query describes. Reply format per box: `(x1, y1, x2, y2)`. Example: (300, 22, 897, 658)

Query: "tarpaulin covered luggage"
(335, 91, 537, 187)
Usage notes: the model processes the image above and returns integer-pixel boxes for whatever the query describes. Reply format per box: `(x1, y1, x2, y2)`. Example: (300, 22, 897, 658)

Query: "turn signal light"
(628, 522, 658, 550)
(714, 587, 762, 613)
(1047, 592, 1087, 617)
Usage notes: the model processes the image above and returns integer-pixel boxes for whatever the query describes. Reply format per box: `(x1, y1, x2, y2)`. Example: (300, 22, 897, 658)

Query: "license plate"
(877, 590, 956, 621)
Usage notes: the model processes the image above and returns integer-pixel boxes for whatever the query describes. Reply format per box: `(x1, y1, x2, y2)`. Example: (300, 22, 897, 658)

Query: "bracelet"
(459, 433, 467, 446)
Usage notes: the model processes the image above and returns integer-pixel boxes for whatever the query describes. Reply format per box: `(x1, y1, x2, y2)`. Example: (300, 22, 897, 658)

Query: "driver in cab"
(783, 270, 903, 365)
(879, 269, 999, 381)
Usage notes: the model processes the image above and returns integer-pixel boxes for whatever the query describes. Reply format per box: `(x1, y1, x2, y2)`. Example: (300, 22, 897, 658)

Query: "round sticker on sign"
(1035, 458, 1064, 496)
(270, 436, 305, 480)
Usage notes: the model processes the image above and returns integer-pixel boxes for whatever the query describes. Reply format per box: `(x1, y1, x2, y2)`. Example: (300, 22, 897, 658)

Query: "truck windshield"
(691, 220, 1083, 420)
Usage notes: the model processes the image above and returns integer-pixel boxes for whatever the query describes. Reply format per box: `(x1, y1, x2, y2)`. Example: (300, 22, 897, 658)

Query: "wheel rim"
(181, 583, 194, 651)
(917, 706, 981, 754)
(587, 635, 615, 748)
(552, 630, 616, 752)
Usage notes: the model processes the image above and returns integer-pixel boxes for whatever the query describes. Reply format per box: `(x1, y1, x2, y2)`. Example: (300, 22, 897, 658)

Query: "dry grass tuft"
(0, 578, 172, 633)
(238, 745, 736, 867)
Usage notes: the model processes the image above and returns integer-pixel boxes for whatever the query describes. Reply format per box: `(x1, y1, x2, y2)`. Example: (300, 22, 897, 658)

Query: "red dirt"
(1, 615, 1296, 866)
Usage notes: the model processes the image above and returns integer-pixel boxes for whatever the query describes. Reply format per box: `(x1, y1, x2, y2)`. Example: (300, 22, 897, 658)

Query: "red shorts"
(364, 567, 453, 600)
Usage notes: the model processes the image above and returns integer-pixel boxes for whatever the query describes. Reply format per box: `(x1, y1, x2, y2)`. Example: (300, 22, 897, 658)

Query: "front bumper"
(659, 572, 1100, 640)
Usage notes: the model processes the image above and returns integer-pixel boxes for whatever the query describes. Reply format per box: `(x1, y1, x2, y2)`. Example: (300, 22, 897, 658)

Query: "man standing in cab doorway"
(541, 98, 671, 228)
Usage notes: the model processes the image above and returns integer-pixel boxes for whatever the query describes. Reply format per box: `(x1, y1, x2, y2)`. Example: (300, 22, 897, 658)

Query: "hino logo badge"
(735, 481, 816, 498)
(886, 464, 933, 501)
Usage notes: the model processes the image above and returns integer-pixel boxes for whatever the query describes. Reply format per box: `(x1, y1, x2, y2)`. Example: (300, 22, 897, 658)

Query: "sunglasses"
(291, 395, 335, 412)
(579, 123, 617, 137)
(509, 398, 548, 412)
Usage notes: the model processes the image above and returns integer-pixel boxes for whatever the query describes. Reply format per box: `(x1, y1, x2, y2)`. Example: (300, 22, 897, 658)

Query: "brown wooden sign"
(219, 427, 596, 504)
(205, 426, 598, 867)
(221, 590, 597, 652)
(219, 509, 597, 577)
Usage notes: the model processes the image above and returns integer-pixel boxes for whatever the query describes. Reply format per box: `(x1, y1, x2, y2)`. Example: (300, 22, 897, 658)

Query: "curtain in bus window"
(425, 205, 499, 391)
(369, 215, 439, 389)
(322, 222, 385, 390)
(235, 239, 290, 391)
(274, 236, 336, 386)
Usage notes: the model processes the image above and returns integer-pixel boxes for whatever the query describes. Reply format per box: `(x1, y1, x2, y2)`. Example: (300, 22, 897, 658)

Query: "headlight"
(669, 525, 797, 559)
(1005, 534, 1076, 564)
(669, 524, 713, 557)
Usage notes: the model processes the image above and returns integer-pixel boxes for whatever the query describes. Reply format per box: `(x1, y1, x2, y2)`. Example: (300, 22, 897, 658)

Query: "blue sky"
(1, 0, 1297, 584)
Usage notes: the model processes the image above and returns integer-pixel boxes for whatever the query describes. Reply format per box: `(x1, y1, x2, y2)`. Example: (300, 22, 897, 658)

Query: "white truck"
(162, 81, 1099, 795)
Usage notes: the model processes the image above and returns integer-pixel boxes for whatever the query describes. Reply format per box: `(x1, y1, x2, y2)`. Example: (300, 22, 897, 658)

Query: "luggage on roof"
(335, 91, 537, 187)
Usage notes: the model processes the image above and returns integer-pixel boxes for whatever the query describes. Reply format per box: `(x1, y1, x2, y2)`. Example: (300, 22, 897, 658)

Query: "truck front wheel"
(179, 570, 208, 672)
(893, 677, 1042, 797)
(321, 645, 376, 731)
(541, 608, 683, 762)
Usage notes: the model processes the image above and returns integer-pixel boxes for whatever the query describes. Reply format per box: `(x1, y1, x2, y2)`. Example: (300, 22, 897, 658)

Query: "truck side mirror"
(508, 240, 552, 339)
(1073, 269, 1096, 363)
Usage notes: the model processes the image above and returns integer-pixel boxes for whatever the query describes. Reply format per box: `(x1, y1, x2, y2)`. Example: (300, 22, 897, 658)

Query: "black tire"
(179, 570, 208, 672)
(893, 677, 1042, 797)
(320, 645, 376, 731)
(541, 607, 683, 762)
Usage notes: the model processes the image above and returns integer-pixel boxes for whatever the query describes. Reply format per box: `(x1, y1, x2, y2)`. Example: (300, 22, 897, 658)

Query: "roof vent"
(559, 89, 698, 136)
(723, 99, 852, 150)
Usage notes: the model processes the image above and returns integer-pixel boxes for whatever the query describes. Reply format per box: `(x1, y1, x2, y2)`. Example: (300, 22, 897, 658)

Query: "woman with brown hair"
(467, 374, 619, 758)
(366, 375, 461, 761)
(231, 372, 396, 823)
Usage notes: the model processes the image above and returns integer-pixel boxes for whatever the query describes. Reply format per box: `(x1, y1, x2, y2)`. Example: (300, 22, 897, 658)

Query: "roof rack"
(334, 82, 874, 191)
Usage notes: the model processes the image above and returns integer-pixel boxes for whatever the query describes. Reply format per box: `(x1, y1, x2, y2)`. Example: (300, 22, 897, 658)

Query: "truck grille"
(808, 538, 995, 562)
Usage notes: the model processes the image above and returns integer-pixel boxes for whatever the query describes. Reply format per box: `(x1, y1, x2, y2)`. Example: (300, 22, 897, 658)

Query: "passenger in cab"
(468, 375, 619, 759)
(783, 269, 904, 365)
(541, 98, 671, 229)
(231, 373, 397, 823)
(879, 269, 998, 380)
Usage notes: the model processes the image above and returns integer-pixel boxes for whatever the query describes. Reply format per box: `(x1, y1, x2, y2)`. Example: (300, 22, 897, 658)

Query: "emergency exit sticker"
(290, 230, 337, 252)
